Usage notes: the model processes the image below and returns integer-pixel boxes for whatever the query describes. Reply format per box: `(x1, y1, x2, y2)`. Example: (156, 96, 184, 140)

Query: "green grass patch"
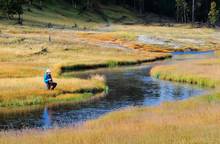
(107, 60, 119, 68)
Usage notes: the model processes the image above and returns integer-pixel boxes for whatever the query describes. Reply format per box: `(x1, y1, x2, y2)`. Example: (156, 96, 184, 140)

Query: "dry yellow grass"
(0, 62, 46, 78)
(0, 23, 170, 108)
(150, 58, 220, 88)
(0, 23, 169, 70)
(0, 76, 105, 108)
(1, 23, 220, 143)
(2, 55, 220, 144)
(113, 25, 215, 42)
(76, 32, 173, 53)
(75, 24, 220, 54)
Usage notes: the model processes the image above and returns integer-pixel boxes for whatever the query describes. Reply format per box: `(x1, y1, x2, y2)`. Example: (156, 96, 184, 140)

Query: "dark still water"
(0, 64, 206, 130)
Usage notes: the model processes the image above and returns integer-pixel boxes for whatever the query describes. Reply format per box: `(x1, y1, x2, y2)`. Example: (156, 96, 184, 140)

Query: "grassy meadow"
(77, 25, 219, 52)
(0, 21, 178, 109)
(0, 21, 183, 109)
(0, 75, 105, 108)
(2, 21, 218, 108)
(1, 3, 220, 142)
(1, 51, 220, 144)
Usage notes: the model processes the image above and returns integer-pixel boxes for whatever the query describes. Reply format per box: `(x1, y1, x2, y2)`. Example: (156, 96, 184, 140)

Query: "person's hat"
(46, 69, 51, 73)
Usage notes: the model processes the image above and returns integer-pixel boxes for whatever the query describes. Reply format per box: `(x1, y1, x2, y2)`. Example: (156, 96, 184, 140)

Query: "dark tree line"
(0, 0, 25, 24)
(64, 0, 219, 23)
(0, 0, 219, 26)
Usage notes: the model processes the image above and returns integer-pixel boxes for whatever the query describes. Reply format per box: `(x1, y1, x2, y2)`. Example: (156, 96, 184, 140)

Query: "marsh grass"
(0, 23, 172, 110)
(0, 20, 220, 143)
(0, 62, 47, 78)
(3, 57, 220, 144)
(0, 76, 105, 108)
(107, 60, 119, 68)
(150, 59, 220, 88)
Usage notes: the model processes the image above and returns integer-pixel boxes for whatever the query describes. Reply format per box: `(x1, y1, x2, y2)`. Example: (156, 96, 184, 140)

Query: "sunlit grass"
(150, 58, 220, 88)
(0, 62, 47, 78)
(0, 23, 168, 66)
(76, 25, 219, 53)
(113, 25, 215, 40)
(2, 57, 220, 143)
(1, 16, 220, 143)
(0, 76, 105, 108)
(0, 22, 171, 110)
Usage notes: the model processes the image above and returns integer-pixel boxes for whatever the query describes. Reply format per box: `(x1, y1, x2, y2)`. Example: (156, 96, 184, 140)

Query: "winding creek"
(0, 51, 214, 131)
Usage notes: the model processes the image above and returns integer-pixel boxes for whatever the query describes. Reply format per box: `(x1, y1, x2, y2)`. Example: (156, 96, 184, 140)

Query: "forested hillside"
(0, 0, 219, 27)
(62, 0, 219, 24)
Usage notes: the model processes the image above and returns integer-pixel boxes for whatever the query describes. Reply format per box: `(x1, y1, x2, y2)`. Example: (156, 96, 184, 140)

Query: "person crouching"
(44, 69, 57, 90)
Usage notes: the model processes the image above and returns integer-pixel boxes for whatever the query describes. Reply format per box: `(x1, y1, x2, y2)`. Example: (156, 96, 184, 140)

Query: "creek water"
(0, 51, 214, 131)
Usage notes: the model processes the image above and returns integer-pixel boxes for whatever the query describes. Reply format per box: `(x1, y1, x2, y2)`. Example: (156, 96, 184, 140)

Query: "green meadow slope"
(0, 0, 140, 29)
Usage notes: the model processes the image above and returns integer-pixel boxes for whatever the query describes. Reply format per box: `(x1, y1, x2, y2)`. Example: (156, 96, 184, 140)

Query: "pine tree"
(208, 1, 219, 27)
(176, 0, 189, 23)
(0, 0, 24, 24)
(192, 0, 195, 23)
(15, 0, 24, 25)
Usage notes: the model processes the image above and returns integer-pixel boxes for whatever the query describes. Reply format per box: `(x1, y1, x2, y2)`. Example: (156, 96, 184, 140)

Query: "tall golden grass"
(0, 23, 171, 109)
(1, 23, 220, 143)
(0, 62, 46, 78)
(0, 23, 170, 73)
(0, 76, 105, 107)
(150, 58, 220, 88)
(1, 57, 220, 143)
(2, 54, 220, 143)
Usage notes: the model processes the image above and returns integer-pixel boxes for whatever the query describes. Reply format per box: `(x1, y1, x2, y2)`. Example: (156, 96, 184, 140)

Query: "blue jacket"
(44, 73, 52, 84)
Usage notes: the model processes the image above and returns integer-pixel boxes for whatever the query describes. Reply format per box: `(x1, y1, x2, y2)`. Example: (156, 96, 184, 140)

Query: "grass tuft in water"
(107, 61, 119, 68)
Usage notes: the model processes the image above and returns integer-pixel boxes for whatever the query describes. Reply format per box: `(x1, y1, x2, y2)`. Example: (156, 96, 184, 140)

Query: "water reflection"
(42, 107, 52, 129)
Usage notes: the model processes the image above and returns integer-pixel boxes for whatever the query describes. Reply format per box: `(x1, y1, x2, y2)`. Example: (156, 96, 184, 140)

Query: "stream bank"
(0, 51, 213, 130)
